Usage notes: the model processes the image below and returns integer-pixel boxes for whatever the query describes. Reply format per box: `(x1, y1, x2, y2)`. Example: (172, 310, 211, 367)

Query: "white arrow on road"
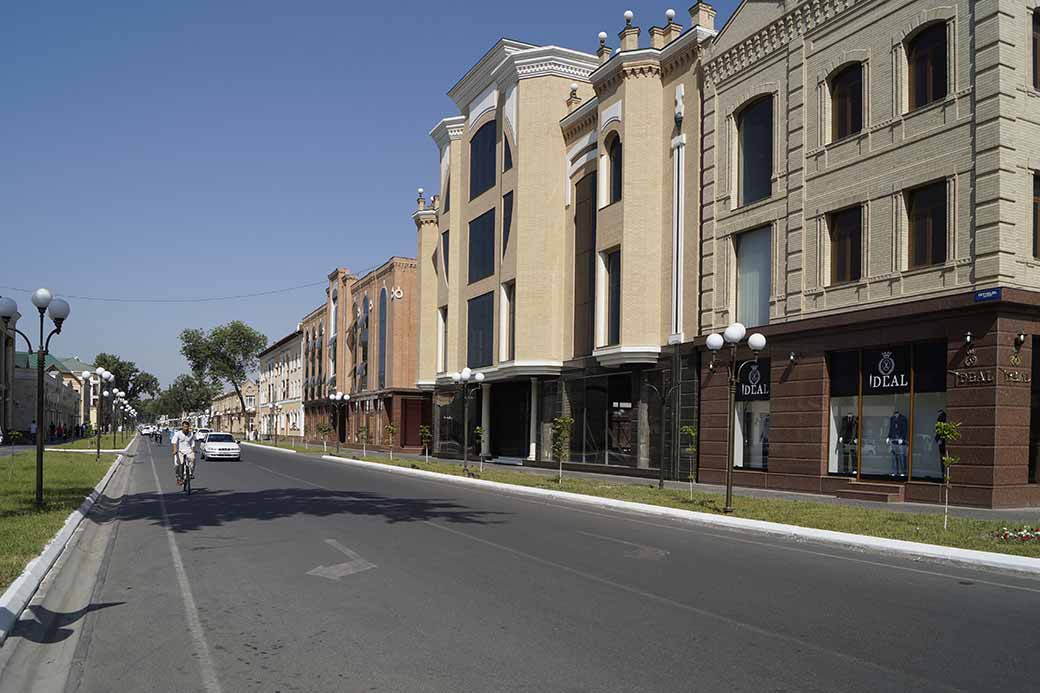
(307, 538, 376, 581)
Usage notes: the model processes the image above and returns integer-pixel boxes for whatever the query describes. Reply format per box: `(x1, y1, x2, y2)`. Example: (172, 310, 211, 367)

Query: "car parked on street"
(200, 432, 241, 461)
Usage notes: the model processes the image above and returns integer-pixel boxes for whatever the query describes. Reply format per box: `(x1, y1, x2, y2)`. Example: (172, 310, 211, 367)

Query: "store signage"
(736, 359, 770, 401)
(862, 347, 910, 395)
(974, 288, 1002, 302)
(1001, 369, 1032, 385)
(954, 369, 994, 387)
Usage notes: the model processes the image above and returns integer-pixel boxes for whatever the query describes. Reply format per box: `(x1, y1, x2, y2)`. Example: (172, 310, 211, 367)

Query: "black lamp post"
(328, 391, 350, 455)
(0, 289, 71, 508)
(706, 323, 767, 514)
(449, 367, 485, 472)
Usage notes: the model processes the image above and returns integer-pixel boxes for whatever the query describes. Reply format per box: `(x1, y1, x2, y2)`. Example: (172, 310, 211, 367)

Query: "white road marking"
(423, 520, 962, 692)
(148, 453, 222, 693)
(307, 539, 376, 581)
(577, 530, 669, 560)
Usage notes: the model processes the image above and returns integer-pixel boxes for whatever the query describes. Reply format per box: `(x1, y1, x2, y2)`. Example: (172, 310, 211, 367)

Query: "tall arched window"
(360, 297, 370, 389)
(608, 134, 623, 204)
(469, 121, 497, 199)
(378, 288, 388, 390)
(830, 63, 863, 141)
(737, 96, 773, 205)
(907, 23, 947, 111)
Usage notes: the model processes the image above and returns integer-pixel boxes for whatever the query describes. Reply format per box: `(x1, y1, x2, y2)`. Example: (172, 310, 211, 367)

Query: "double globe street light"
(449, 367, 484, 473)
(328, 391, 350, 455)
(0, 289, 71, 508)
(706, 322, 767, 514)
(82, 367, 115, 460)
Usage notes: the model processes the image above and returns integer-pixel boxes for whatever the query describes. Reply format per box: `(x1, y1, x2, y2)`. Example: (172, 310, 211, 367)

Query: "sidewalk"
(285, 444, 1040, 525)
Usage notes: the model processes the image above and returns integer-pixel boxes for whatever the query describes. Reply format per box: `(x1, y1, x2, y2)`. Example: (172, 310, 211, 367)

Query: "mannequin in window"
(838, 413, 858, 474)
(887, 410, 909, 477)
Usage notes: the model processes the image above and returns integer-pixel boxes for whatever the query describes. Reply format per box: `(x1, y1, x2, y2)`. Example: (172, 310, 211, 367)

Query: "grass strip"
(328, 452, 1040, 559)
(53, 436, 128, 450)
(0, 450, 115, 590)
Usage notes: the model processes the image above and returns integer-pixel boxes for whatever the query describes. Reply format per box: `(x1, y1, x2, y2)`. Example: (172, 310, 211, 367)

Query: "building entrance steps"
(835, 481, 906, 503)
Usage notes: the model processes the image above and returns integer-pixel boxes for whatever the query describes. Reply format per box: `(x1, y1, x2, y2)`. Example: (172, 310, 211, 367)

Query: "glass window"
(573, 173, 597, 357)
(443, 176, 450, 212)
(504, 282, 515, 361)
(468, 209, 495, 284)
(735, 359, 770, 470)
(467, 292, 494, 368)
(908, 23, 947, 110)
(441, 231, 449, 280)
(378, 288, 387, 390)
(911, 342, 947, 481)
(830, 206, 862, 284)
(830, 63, 863, 141)
(738, 96, 773, 205)
(1030, 336, 1040, 484)
(503, 136, 513, 172)
(606, 249, 621, 346)
(608, 135, 623, 204)
(736, 225, 771, 327)
(859, 346, 912, 478)
(1034, 174, 1039, 258)
(438, 306, 448, 372)
(502, 192, 513, 256)
(907, 180, 947, 268)
(1034, 13, 1040, 90)
(469, 121, 496, 199)
(828, 351, 860, 475)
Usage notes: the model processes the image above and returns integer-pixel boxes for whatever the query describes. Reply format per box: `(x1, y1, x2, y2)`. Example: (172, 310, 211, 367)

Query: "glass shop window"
(860, 346, 912, 478)
(734, 359, 770, 470)
(911, 342, 948, 482)
(828, 351, 860, 475)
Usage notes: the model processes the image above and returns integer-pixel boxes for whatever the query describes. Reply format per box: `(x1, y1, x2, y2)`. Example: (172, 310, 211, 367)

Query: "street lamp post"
(705, 323, 767, 514)
(0, 289, 71, 508)
(448, 367, 485, 473)
(82, 368, 114, 460)
(328, 392, 350, 455)
(271, 402, 282, 447)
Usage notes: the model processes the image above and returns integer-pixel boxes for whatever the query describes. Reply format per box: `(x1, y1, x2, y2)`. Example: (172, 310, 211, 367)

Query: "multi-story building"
(258, 329, 304, 439)
(340, 257, 427, 451)
(60, 357, 95, 430)
(693, 0, 1040, 508)
(417, 1, 1040, 507)
(11, 352, 82, 435)
(0, 306, 20, 435)
(208, 379, 257, 436)
(300, 303, 328, 438)
(416, 9, 714, 470)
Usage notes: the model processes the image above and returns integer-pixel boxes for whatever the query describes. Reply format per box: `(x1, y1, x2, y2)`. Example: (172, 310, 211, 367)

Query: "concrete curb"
(320, 454, 1040, 576)
(242, 442, 296, 454)
(0, 451, 126, 644)
(44, 448, 126, 454)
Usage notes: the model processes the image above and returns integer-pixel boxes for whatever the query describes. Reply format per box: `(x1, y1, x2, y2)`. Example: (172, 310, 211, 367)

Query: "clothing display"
(838, 413, 858, 474)
(935, 409, 948, 478)
(887, 411, 908, 476)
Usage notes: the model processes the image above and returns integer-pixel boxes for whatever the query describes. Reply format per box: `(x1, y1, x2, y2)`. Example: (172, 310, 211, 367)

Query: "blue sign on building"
(974, 288, 1002, 302)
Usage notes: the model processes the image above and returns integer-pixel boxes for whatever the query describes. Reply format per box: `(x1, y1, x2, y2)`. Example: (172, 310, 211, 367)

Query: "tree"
(419, 425, 432, 463)
(385, 421, 397, 460)
(551, 416, 574, 483)
(180, 321, 267, 416)
(935, 420, 962, 531)
(681, 425, 698, 501)
(159, 374, 218, 421)
(92, 353, 161, 404)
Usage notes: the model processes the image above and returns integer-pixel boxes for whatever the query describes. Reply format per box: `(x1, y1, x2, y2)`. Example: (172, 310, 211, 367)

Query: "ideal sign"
(862, 347, 910, 395)
(736, 359, 771, 401)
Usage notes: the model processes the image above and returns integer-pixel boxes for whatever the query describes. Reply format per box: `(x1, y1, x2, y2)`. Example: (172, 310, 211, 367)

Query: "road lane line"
(576, 530, 669, 560)
(147, 450, 222, 693)
(422, 520, 963, 692)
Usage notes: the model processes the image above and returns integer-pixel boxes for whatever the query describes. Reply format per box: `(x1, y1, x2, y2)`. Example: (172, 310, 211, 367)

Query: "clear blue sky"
(2, 1, 738, 387)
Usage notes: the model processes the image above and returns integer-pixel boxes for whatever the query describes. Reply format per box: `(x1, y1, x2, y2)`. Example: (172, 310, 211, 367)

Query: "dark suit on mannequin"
(887, 412, 909, 476)
(838, 414, 858, 474)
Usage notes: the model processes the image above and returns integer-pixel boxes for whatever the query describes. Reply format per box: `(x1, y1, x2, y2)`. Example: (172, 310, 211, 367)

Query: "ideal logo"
(741, 363, 769, 397)
(868, 351, 907, 389)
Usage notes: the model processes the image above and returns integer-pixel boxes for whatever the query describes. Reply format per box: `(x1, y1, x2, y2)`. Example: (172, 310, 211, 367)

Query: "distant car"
(200, 432, 240, 461)
(196, 428, 212, 439)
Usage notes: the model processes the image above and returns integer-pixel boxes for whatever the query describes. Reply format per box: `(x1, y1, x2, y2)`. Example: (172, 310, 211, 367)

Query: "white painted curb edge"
(0, 452, 126, 645)
(242, 442, 296, 454)
(321, 455, 1040, 576)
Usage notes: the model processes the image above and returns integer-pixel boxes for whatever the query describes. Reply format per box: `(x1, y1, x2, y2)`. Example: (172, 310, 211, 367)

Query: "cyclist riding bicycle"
(170, 420, 197, 485)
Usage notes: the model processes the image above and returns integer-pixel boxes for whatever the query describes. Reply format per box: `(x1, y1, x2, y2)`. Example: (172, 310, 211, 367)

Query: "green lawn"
(53, 435, 131, 450)
(0, 450, 116, 590)
(326, 453, 1040, 559)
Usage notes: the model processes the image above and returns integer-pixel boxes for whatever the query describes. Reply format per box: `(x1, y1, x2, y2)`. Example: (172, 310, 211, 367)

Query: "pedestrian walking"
(30, 420, 37, 439)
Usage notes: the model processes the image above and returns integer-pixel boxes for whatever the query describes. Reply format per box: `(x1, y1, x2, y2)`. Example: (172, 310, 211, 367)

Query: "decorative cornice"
(704, 0, 863, 87)
(429, 115, 466, 150)
(561, 97, 599, 141)
(593, 345, 662, 368)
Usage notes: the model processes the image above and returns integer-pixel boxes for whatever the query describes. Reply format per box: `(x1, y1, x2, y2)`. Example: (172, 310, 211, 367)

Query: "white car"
(200, 432, 241, 461)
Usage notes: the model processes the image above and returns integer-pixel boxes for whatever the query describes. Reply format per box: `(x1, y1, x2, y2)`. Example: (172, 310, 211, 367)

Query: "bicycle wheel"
(184, 471, 191, 495)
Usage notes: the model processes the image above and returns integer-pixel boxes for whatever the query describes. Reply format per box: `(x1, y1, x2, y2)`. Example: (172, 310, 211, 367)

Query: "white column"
(670, 131, 686, 341)
(528, 378, 539, 460)
(481, 382, 491, 458)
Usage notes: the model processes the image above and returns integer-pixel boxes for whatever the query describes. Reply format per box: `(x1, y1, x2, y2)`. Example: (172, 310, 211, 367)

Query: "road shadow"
(89, 486, 508, 534)
(9, 602, 125, 644)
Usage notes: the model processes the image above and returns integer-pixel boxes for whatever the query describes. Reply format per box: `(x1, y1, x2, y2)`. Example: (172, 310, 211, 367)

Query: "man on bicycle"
(171, 420, 197, 485)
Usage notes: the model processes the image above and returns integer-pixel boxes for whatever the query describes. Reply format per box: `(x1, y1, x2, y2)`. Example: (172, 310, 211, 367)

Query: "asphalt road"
(3, 437, 1040, 692)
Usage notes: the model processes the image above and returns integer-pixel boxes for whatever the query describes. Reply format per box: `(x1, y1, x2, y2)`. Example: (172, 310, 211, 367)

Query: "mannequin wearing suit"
(887, 411, 909, 476)
(838, 413, 858, 474)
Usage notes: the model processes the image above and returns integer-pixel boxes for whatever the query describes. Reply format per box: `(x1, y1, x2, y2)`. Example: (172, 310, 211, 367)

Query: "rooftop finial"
(624, 10, 634, 25)
(598, 31, 608, 45)
(666, 8, 676, 22)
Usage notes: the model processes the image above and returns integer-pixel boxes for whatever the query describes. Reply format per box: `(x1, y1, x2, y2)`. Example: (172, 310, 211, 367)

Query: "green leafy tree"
(680, 425, 698, 501)
(180, 321, 267, 416)
(935, 420, 962, 530)
(551, 416, 574, 483)
(385, 421, 398, 460)
(419, 424, 432, 462)
(92, 353, 161, 404)
(159, 374, 218, 420)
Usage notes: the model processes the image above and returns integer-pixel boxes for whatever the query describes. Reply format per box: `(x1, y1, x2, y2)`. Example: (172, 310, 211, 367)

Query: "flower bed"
(995, 526, 1040, 543)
